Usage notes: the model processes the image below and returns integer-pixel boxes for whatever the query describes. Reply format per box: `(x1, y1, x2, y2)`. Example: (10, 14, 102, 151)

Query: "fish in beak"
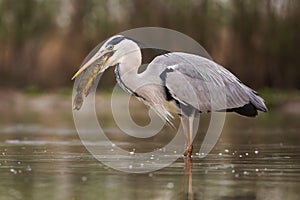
(71, 49, 113, 80)
(72, 49, 114, 110)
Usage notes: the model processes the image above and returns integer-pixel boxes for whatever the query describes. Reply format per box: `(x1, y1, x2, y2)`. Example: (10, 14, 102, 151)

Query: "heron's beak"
(71, 49, 112, 80)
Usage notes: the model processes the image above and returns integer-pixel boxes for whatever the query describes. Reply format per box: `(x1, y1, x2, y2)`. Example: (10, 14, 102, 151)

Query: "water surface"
(0, 94, 299, 200)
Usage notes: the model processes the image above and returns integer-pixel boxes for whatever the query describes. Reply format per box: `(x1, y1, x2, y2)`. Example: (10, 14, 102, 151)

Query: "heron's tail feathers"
(232, 90, 267, 117)
(250, 91, 268, 113)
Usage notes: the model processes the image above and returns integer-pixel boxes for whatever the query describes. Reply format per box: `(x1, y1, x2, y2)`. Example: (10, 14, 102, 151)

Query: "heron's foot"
(184, 144, 193, 157)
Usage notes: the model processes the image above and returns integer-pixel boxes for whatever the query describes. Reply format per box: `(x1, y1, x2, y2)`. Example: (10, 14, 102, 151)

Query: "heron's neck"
(115, 48, 142, 91)
(118, 49, 142, 75)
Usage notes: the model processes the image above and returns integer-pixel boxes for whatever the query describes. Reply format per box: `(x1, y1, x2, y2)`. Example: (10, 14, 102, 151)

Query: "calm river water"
(0, 93, 299, 200)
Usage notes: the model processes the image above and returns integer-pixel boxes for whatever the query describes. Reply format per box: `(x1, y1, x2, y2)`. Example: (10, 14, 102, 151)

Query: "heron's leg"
(189, 111, 195, 148)
(180, 116, 189, 146)
(184, 111, 195, 157)
(182, 116, 192, 157)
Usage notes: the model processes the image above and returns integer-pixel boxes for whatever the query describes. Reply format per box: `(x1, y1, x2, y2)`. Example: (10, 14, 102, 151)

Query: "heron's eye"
(107, 45, 114, 51)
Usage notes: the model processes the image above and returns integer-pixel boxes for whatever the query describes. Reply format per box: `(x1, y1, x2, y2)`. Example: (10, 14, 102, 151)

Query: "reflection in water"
(183, 157, 194, 200)
(0, 95, 300, 199)
(0, 129, 300, 200)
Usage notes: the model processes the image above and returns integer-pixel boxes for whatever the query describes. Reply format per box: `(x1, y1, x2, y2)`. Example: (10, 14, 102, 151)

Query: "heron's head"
(71, 35, 140, 80)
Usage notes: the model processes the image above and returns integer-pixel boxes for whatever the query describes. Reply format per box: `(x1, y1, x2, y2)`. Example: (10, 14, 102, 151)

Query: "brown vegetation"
(0, 0, 299, 89)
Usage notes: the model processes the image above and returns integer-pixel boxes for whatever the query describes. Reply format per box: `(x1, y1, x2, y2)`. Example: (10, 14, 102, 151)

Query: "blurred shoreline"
(0, 88, 299, 127)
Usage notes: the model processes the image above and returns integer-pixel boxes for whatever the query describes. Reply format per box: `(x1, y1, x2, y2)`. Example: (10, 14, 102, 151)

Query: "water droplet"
(218, 153, 222, 156)
(81, 176, 87, 182)
(10, 169, 17, 174)
(195, 152, 199, 156)
(243, 171, 249, 175)
(17, 161, 21, 165)
(235, 174, 239, 178)
(224, 149, 229, 153)
(26, 166, 32, 172)
(239, 155, 243, 158)
(245, 153, 249, 156)
(254, 150, 259, 154)
(2, 152, 5, 155)
(110, 148, 114, 152)
(150, 155, 154, 160)
(140, 163, 144, 167)
(166, 182, 174, 189)
(173, 151, 177, 154)
(232, 169, 235, 173)
(43, 150, 47, 153)
(255, 168, 259, 172)
(279, 142, 283, 146)
(128, 165, 133, 169)
(111, 143, 116, 147)
(129, 151, 135, 155)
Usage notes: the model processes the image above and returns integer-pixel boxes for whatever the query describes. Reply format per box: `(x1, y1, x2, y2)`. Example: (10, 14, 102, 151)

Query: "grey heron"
(72, 35, 267, 157)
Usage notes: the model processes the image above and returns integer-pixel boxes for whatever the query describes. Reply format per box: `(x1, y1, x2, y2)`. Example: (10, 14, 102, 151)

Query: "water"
(0, 94, 300, 200)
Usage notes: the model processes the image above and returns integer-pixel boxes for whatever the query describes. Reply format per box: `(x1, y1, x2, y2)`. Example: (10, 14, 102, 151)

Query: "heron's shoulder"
(155, 52, 211, 60)
(153, 52, 215, 69)
(152, 51, 239, 85)
(156, 52, 210, 78)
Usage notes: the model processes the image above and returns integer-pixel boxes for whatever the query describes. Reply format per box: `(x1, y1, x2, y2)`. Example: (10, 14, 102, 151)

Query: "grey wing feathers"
(154, 52, 267, 116)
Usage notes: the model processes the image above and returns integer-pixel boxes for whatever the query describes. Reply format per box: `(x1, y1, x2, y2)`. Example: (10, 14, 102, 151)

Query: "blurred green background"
(0, 0, 299, 90)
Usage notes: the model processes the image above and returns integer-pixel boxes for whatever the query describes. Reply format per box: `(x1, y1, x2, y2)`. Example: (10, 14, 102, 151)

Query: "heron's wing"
(152, 52, 266, 113)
